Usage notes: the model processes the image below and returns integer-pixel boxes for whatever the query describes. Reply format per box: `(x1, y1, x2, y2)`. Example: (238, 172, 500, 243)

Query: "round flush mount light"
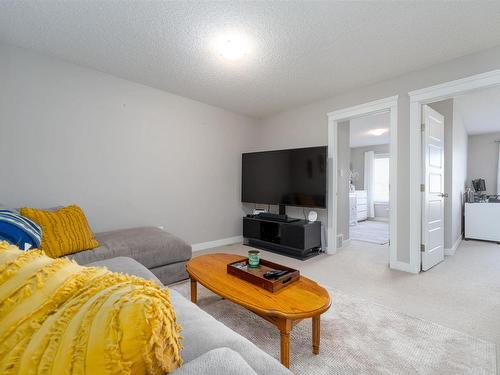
(368, 128, 389, 136)
(214, 34, 250, 61)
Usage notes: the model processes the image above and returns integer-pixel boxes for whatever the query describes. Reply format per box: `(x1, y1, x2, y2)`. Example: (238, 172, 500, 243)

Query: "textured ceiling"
(1, 2, 500, 118)
(454, 87, 500, 135)
(350, 112, 390, 148)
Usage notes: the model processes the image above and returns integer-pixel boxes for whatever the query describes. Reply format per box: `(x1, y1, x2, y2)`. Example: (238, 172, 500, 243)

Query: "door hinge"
(421, 123, 425, 132)
(420, 184, 425, 192)
(420, 244, 425, 252)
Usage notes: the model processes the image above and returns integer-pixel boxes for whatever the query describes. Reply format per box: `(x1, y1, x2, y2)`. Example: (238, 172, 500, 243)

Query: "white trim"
(388, 103, 398, 270)
(192, 236, 243, 252)
(409, 100, 422, 273)
(408, 69, 500, 103)
(390, 260, 418, 274)
(409, 68, 500, 274)
(327, 96, 398, 271)
(327, 95, 398, 120)
(327, 116, 337, 254)
(444, 235, 463, 256)
(338, 238, 352, 250)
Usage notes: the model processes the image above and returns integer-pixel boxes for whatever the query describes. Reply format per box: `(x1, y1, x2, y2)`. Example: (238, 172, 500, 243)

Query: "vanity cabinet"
(350, 190, 368, 224)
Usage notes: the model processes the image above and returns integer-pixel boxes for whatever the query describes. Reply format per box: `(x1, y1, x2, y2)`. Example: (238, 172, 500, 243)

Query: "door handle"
(439, 193, 448, 198)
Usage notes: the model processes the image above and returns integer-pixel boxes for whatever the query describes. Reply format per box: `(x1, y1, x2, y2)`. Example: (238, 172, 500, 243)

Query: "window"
(373, 156, 389, 202)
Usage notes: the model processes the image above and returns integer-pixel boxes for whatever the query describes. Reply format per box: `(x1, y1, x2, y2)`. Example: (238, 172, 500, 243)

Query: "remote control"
(263, 270, 290, 279)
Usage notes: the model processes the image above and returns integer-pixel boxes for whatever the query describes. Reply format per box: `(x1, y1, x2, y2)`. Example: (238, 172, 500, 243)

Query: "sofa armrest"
(86, 257, 164, 286)
(173, 348, 258, 375)
(94, 226, 192, 268)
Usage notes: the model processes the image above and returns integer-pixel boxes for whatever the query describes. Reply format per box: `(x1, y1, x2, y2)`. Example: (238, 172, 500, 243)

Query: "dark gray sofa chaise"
(68, 226, 192, 285)
(88, 256, 292, 375)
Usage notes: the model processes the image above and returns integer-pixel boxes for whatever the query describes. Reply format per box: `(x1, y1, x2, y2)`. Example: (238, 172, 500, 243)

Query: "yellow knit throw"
(0, 241, 183, 375)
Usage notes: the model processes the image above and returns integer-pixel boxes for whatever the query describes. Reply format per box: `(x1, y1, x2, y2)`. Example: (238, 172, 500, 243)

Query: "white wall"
(255, 45, 500, 265)
(468, 132, 500, 195)
(0, 43, 257, 245)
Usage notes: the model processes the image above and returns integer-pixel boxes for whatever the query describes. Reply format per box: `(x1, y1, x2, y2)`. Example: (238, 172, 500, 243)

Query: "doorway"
(346, 112, 391, 246)
(419, 86, 500, 271)
(327, 96, 398, 270)
(409, 69, 500, 272)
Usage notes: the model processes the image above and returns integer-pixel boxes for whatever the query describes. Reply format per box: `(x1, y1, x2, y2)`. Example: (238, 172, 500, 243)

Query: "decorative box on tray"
(227, 258, 300, 292)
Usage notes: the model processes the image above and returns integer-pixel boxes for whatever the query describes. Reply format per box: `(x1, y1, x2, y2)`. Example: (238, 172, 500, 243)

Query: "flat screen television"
(242, 146, 327, 209)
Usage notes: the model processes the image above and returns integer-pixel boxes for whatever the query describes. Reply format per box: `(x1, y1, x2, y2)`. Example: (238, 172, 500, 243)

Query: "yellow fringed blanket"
(0, 241, 183, 375)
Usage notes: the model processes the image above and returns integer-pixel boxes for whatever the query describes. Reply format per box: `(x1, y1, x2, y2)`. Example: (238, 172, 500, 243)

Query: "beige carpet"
(349, 220, 389, 245)
(172, 282, 496, 375)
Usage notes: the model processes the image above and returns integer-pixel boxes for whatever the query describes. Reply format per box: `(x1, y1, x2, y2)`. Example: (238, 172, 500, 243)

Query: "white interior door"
(421, 105, 445, 271)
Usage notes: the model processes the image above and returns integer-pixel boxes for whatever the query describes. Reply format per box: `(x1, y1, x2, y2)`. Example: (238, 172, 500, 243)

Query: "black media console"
(243, 216, 322, 260)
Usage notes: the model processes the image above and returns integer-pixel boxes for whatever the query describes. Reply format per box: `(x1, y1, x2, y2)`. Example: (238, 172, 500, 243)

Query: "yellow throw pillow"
(19, 205, 99, 258)
(0, 241, 183, 375)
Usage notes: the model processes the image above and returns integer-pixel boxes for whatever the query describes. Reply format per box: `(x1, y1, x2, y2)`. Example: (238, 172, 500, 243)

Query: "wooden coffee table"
(186, 253, 331, 368)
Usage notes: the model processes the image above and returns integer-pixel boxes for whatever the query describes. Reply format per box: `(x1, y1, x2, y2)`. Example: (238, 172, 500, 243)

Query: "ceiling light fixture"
(214, 34, 249, 61)
(368, 128, 389, 136)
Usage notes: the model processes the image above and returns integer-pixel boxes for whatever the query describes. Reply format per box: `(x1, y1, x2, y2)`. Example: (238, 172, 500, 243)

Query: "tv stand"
(256, 212, 299, 223)
(243, 216, 321, 260)
(278, 203, 286, 216)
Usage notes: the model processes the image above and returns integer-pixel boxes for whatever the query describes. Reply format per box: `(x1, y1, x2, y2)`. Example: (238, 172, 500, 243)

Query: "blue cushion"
(0, 210, 42, 250)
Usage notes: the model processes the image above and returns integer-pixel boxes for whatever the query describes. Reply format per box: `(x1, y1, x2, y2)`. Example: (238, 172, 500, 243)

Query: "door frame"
(326, 95, 399, 270)
(408, 69, 500, 273)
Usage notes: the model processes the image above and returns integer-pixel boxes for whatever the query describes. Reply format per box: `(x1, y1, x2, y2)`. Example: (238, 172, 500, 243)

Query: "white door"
(421, 105, 445, 271)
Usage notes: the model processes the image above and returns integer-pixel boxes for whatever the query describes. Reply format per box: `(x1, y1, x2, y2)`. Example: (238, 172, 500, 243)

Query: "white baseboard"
(339, 238, 351, 249)
(192, 236, 243, 252)
(444, 235, 463, 256)
(390, 260, 418, 273)
(369, 217, 389, 222)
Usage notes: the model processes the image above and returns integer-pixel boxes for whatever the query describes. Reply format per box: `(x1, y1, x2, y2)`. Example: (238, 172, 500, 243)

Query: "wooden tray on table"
(227, 258, 299, 292)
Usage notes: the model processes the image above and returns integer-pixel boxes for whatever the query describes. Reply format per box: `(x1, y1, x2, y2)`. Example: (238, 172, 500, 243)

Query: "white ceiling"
(454, 87, 500, 135)
(349, 112, 390, 148)
(1, 2, 500, 118)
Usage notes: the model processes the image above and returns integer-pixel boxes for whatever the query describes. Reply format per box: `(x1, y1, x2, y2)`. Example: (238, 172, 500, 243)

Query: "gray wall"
(350, 144, 390, 221)
(452, 108, 468, 246)
(2, 39, 499, 264)
(255, 45, 500, 264)
(468, 132, 500, 195)
(374, 203, 389, 219)
(0, 43, 257, 245)
(337, 121, 350, 240)
(350, 144, 390, 190)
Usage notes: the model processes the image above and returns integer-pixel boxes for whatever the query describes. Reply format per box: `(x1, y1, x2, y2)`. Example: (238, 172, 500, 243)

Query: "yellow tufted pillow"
(0, 241, 183, 375)
(19, 205, 99, 257)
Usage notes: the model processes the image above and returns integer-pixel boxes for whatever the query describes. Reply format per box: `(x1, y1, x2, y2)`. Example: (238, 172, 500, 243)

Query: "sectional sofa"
(68, 226, 192, 285)
(66, 225, 290, 373)
(88, 256, 292, 375)
(0, 207, 291, 374)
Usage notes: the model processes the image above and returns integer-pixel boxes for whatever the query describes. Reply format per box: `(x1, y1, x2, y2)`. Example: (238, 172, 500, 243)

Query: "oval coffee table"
(186, 253, 331, 368)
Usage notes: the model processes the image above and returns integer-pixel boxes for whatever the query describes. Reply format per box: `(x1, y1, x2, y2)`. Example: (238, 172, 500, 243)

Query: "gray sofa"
(0, 202, 191, 285)
(68, 226, 192, 285)
(89, 256, 292, 375)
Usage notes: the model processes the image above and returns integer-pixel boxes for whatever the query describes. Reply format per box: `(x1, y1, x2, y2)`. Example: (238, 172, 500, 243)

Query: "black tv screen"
(242, 146, 327, 208)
